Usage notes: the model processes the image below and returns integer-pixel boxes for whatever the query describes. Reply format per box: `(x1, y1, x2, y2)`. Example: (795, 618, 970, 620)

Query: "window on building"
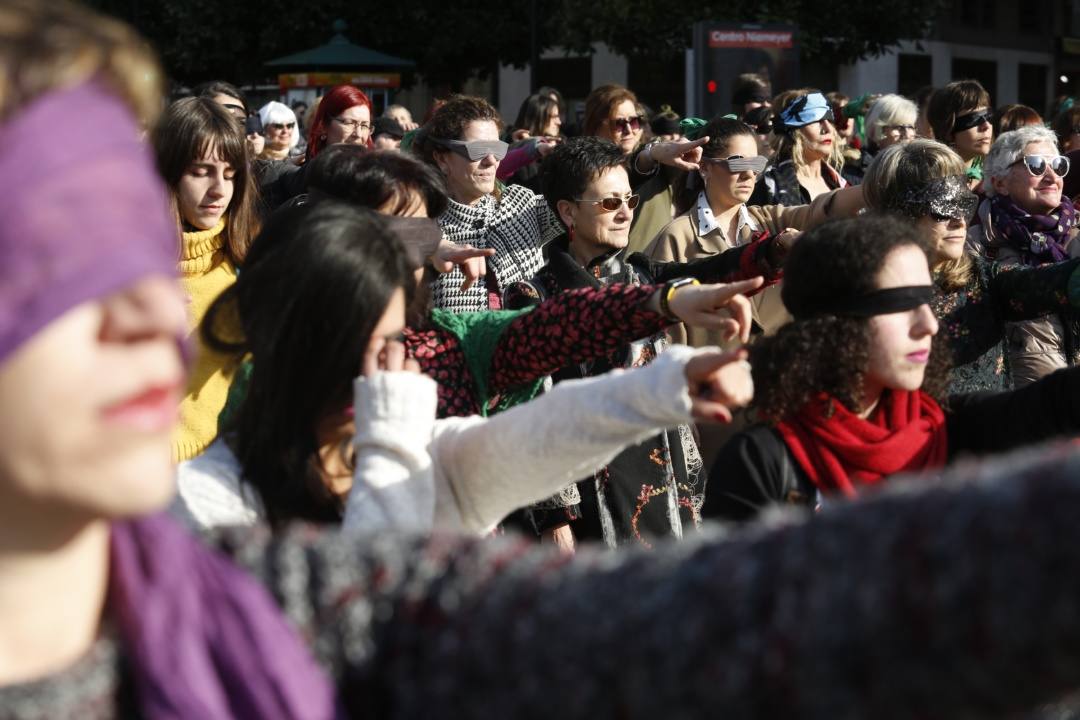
(951, 58, 997, 104)
(958, 0, 997, 29)
(1018, 63, 1048, 115)
(898, 54, 933, 98)
(1018, 3, 1046, 34)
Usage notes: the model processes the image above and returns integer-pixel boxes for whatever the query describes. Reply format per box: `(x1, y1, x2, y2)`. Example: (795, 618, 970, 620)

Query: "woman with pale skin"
(583, 84, 643, 157)
(864, 139, 1080, 393)
(704, 216, 1080, 524)
(970, 125, 1080, 385)
(749, 90, 847, 207)
(153, 97, 260, 461)
(926, 80, 993, 189)
(305, 84, 373, 161)
(417, 95, 716, 314)
(256, 101, 300, 161)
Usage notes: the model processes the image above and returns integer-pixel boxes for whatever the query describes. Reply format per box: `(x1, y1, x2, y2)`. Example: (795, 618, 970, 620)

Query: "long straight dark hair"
(153, 96, 260, 265)
(202, 201, 413, 526)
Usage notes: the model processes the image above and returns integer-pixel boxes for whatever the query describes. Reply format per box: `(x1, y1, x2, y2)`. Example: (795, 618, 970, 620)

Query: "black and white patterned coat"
(431, 184, 563, 313)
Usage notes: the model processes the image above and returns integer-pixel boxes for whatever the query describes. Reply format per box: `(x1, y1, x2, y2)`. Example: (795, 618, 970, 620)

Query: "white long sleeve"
(344, 346, 705, 536)
(344, 371, 439, 533)
(431, 345, 702, 534)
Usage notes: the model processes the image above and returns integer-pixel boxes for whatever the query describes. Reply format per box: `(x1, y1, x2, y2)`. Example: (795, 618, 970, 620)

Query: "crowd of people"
(8, 0, 1080, 717)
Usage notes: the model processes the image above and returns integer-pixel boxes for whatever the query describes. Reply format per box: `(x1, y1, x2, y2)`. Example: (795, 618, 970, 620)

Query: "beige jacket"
(969, 207, 1080, 386)
(642, 191, 840, 347)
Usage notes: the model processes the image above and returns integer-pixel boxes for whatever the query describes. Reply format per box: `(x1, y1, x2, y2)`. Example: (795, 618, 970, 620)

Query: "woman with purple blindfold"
(865, 139, 1080, 393)
(749, 89, 848, 208)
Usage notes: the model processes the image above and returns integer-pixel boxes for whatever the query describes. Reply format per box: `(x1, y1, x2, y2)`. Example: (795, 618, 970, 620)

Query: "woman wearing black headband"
(703, 216, 1080, 523)
(748, 89, 848, 208)
(927, 80, 993, 188)
(865, 139, 1080, 393)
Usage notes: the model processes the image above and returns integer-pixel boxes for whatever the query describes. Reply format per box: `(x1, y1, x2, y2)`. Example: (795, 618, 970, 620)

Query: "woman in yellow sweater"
(153, 97, 260, 461)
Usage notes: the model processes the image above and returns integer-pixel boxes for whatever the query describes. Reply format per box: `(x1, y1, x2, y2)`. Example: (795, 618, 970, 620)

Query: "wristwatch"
(659, 277, 699, 320)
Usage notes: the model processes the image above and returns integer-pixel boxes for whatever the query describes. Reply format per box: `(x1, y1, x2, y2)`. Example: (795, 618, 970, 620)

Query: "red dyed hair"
(305, 84, 373, 161)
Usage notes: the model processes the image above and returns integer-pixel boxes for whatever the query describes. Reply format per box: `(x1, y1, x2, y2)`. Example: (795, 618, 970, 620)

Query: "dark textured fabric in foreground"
(9, 442, 1080, 717)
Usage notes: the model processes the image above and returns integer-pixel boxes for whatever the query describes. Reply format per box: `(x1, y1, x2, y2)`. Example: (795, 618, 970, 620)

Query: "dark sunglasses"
(268, 122, 296, 131)
(574, 194, 641, 211)
(701, 155, 768, 174)
(952, 110, 992, 133)
(432, 137, 509, 161)
(1012, 154, 1070, 178)
(612, 116, 643, 132)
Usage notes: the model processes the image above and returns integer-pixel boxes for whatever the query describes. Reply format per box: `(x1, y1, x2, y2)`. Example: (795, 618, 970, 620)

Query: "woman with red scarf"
(704, 216, 1080, 521)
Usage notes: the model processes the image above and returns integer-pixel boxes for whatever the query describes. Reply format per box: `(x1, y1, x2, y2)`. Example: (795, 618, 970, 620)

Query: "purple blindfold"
(0, 82, 177, 366)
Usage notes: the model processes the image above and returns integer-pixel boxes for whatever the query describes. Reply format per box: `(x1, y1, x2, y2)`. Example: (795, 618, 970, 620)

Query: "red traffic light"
(706, 80, 717, 94)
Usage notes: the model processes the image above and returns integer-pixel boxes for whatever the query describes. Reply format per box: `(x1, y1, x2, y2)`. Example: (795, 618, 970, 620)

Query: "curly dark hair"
(751, 216, 951, 423)
(413, 94, 503, 167)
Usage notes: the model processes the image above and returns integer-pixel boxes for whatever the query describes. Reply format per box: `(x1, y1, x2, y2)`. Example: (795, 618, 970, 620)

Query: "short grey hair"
(865, 94, 917, 146)
(983, 125, 1059, 196)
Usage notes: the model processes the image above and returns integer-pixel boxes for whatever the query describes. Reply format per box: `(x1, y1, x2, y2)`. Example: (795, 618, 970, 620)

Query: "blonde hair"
(863, 139, 972, 289)
(0, 0, 163, 126)
(769, 88, 844, 176)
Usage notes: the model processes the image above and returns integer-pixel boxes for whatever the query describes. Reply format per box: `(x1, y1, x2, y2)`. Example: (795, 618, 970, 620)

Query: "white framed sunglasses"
(1011, 154, 1070, 178)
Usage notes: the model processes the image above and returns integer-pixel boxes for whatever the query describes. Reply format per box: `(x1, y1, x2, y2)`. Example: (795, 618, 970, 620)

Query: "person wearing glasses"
(503, 136, 772, 550)
(864, 94, 918, 158)
(864, 139, 1080, 394)
(582, 84, 644, 157)
(256, 100, 300, 161)
(305, 84, 373, 161)
(645, 115, 866, 349)
(926, 80, 993, 190)
(968, 126, 1080, 386)
(748, 90, 848, 208)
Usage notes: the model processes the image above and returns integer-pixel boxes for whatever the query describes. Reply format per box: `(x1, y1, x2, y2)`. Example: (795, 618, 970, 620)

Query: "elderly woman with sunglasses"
(965, 126, 1080, 386)
(749, 90, 848, 207)
(864, 139, 1080, 393)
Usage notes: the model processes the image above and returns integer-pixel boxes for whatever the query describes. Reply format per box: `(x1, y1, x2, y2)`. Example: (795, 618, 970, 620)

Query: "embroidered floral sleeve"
(489, 283, 664, 391)
(403, 327, 483, 418)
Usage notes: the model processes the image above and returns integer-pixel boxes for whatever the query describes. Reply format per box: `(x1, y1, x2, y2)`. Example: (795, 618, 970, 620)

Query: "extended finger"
(690, 398, 733, 424)
(381, 339, 406, 372)
(362, 337, 387, 377)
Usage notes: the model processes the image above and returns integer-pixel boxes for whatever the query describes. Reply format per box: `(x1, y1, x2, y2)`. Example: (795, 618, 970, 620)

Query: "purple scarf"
(989, 194, 1077, 264)
(111, 514, 342, 719)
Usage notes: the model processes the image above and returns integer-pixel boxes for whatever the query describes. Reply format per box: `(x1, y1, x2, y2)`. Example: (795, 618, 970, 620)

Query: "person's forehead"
(588, 165, 631, 194)
(461, 120, 499, 140)
(338, 104, 370, 120)
(876, 245, 931, 288)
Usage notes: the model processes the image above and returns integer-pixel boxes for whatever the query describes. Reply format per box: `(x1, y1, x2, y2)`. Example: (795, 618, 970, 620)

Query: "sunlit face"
(876, 115, 918, 151)
(601, 100, 642, 155)
(951, 106, 993, 161)
(265, 119, 295, 151)
(177, 146, 235, 230)
(798, 118, 834, 162)
(991, 140, 1064, 215)
(0, 276, 187, 522)
(326, 104, 372, 146)
(434, 119, 500, 205)
(541, 105, 562, 137)
(701, 133, 760, 211)
(558, 165, 633, 254)
(386, 106, 414, 129)
(862, 245, 939, 404)
(916, 212, 968, 265)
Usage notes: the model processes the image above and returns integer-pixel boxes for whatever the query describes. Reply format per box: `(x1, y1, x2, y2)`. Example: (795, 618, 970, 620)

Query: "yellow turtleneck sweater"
(172, 219, 239, 462)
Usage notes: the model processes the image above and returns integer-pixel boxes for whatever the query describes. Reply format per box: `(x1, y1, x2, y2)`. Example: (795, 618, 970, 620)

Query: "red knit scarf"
(776, 390, 948, 497)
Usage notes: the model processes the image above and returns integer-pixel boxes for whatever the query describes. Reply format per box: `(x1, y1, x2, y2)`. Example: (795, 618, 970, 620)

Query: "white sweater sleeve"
(344, 371, 439, 533)
(430, 344, 704, 534)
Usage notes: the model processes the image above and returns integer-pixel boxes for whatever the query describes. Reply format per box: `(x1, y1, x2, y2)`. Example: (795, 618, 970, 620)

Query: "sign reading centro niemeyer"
(692, 22, 800, 118)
